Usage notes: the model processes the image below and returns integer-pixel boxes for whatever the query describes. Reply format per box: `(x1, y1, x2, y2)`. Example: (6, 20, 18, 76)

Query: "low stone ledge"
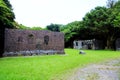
(3, 50, 65, 57)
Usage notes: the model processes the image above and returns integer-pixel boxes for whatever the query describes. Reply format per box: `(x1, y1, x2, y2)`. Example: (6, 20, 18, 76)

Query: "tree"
(106, 0, 117, 8)
(3, 0, 12, 10)
(46, 23, 61, 32)
(112, 0, 120, 27)
(83, 2, 120, 50)
(83, 6, 109, 42)
(61, 21, 85, 47)
(104, 0, 120, 49)
(0, 0, 15, 57)
(60, 0, 120, 49)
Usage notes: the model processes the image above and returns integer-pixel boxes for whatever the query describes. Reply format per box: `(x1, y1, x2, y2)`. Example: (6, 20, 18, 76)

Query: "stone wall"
(73, 39, 104, 50)
(4, 29, 65, 56)
(73, 41, 83, 49)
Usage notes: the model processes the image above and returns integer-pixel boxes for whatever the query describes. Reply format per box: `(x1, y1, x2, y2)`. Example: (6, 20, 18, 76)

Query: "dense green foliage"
(12, 0, 120, 50)
(61, 0, 120, 49)
(83, 0, 120, 49)
(0, 49, 120, 80)
(61, 21, 85, 47)
(0, 0, 15, 57)
(0, 0, 15, 28)
(18, 24, 43, 30)
(83, 7, 113, 49)
(1, 0, 120, 57)
(46, 23, 61, 32)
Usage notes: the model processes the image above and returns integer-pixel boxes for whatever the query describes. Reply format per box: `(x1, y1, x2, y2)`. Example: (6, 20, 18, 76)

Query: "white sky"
(10, 0, 107, 28)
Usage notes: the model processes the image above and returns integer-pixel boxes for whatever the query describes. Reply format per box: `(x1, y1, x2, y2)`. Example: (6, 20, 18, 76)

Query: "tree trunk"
(0, 26, 5, 57)
(106, 35, 116, 50)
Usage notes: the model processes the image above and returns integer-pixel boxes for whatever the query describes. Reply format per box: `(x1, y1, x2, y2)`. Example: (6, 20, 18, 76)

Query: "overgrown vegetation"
(0, 49, 120, 80)
(18, 24, 44, 30)
(0, 0, 15, 57)
(40, 0, 120, 49)
(1, 0, 120, 56)
(61, 0, 120, 49)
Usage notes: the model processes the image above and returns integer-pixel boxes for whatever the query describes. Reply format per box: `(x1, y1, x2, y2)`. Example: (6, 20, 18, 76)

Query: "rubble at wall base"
(3, 50, 65, 57)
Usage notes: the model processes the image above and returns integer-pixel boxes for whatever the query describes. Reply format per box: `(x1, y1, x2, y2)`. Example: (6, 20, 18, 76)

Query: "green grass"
(0, 49, 120, 80)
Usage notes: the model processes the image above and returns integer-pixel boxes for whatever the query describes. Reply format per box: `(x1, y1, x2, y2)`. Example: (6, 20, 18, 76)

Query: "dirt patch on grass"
(68, 59, 120, 80)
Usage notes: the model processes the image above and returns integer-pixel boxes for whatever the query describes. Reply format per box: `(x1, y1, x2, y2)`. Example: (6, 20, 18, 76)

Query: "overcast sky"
(10, 0, 107, 27)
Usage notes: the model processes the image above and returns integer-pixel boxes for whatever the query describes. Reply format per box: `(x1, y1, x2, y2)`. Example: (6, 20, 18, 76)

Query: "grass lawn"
(0, 49, 120, 80)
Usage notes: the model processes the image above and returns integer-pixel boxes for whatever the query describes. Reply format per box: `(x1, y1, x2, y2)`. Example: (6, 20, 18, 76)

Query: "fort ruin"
(3, 29, 65, 56)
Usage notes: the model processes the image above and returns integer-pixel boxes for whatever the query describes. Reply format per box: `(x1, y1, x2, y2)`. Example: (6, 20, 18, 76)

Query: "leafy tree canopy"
(18, 24, 43, 30)
(61, 0, 120, 49)
(0, 0, 15, 57)
(0, 0, 15, 28)
(46, 23, 61, 32)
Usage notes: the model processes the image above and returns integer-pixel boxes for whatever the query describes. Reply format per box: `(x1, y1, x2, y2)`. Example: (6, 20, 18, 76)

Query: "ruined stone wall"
(73, 39, 104, 50)
(4, 29, 65, 56)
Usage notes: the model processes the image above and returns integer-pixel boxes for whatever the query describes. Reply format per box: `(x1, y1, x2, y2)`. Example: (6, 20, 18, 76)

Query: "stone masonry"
(73, 39, 104, 50)
(4, 28, 65, 56)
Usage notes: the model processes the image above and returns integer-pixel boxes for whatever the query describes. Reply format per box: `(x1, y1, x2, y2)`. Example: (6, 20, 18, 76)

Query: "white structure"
(73, 40, 95, 49)
(73, 41, 83, 49)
